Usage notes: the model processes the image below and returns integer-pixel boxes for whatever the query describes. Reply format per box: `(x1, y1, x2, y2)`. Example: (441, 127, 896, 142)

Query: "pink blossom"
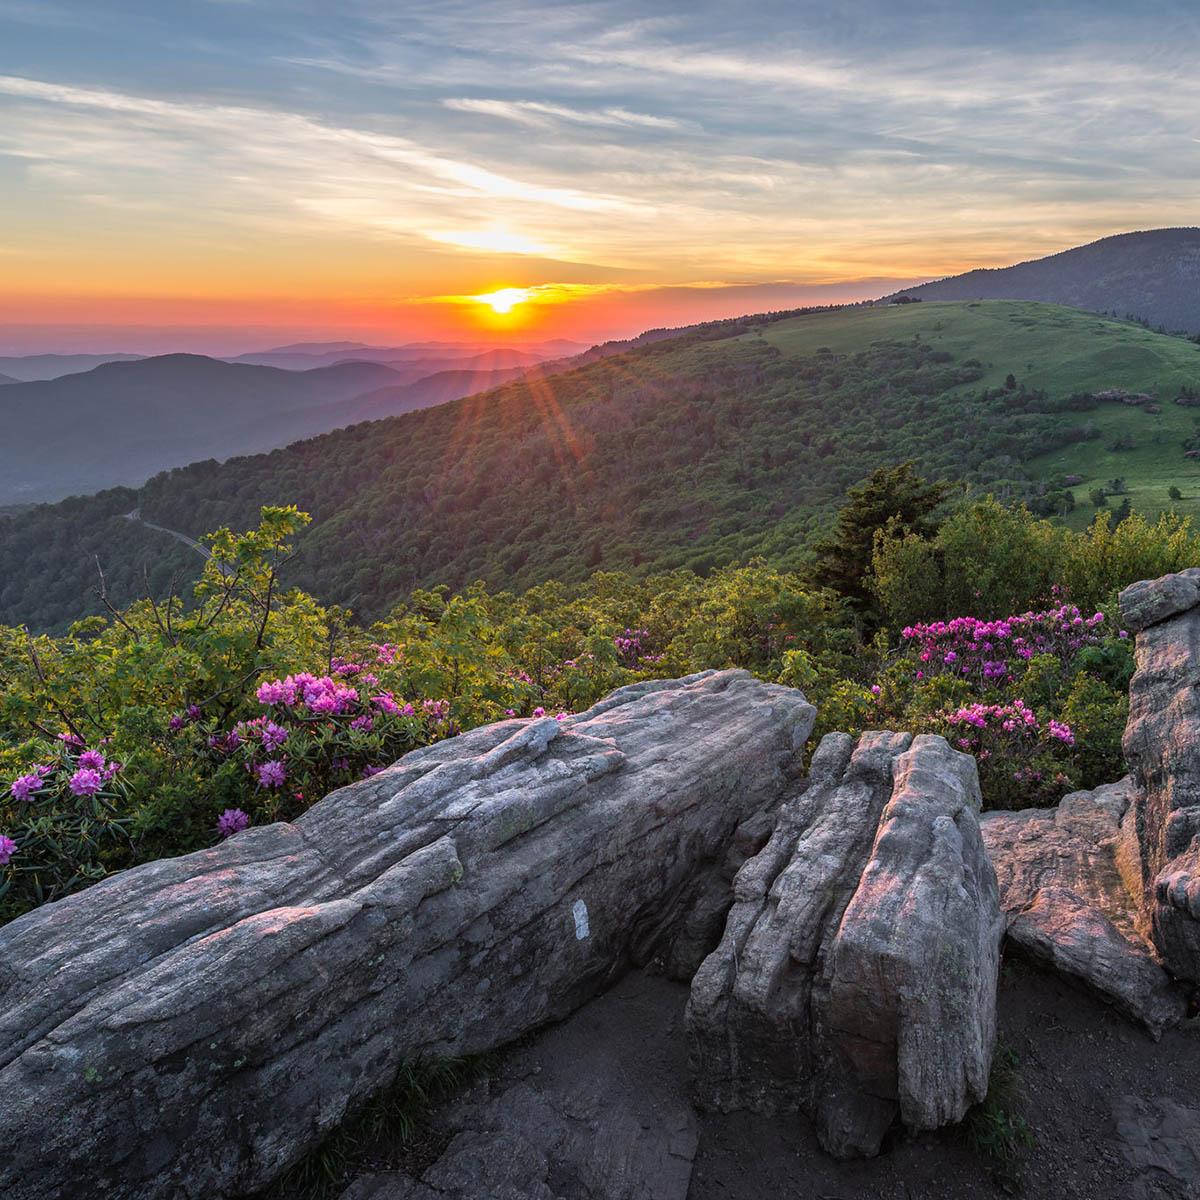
(261, 722, 289, 750)
(9, 772, 45, 802)
(0, 834, 16, 865)
(68, 768, 104, 796)
(255, 760, 287, 789)
(217, 808, 250, 838)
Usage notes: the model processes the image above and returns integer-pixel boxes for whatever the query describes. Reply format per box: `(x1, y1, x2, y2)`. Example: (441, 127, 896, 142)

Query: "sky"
(1, 0, 1199, 352)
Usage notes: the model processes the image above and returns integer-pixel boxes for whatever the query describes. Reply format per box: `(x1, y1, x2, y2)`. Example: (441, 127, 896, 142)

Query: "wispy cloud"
(2, 0, 1199, 335)
(444, 98, 680, 130)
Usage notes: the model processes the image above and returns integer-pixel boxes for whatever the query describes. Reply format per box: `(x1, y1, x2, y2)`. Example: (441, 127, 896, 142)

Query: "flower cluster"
(2, 744, 126, 879)
(217, 808, 250, 838)
(614, 628, 662, 668)
(183, 673, 457, 818)
(946, 698, 1075, 758)
(256, 673, 362, 715)
(902, 604, 1111, 682)
(947, 699, 1040, 734)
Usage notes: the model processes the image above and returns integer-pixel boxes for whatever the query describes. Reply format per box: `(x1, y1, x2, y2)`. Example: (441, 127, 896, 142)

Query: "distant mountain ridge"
(0, 354, 406, 504)
(0, 347, 596, 506)
(228, 339, 583, 371)
(887, 228, 1200, 332)
(0, 352, 145, 382)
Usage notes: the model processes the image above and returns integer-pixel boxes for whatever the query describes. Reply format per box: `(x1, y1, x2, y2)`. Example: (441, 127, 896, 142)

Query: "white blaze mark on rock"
(572, 899, 590, 940)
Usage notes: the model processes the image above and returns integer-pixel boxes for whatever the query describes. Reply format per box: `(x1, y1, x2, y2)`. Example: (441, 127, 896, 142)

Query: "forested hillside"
(5, 300, 1200, 631)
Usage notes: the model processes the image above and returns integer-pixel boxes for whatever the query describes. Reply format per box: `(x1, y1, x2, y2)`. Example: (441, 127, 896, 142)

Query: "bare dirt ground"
(338, 957, 1200, 1200)
(689, 958, 1200, 1199)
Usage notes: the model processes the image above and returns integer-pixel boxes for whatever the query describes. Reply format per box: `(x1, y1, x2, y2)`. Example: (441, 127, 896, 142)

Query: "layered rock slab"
(981, 779, 1186, 1035)
(687, 731, 1002, 1159)
(1121, 568, 1200, 983)
(0, 669, 814, 1200)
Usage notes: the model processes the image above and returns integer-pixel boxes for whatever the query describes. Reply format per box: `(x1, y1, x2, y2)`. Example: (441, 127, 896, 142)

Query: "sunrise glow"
(474, 288, 533, 315)
(1, 3, 1197, 351)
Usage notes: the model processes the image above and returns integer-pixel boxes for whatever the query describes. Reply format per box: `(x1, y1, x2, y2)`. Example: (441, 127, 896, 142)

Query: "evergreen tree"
(812, 462, 948, 618)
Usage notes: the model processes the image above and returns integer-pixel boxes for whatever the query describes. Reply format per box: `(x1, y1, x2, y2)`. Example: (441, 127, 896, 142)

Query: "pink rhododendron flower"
(68, 768, 103, 796)
(0, 834, 16, 865)
(77, 749, 107, 771)
(261, 722, 288, 750)
(217, 808, 250, 837)
(9, 772, 45, 802)
(255, 760, 287, 789)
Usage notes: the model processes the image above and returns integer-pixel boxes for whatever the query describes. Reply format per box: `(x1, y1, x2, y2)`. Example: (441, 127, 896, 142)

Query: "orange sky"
(3, 4, 1198, 352)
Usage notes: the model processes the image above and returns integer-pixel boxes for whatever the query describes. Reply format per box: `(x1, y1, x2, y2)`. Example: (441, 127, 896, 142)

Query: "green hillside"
(758, 300, 1200, 396)
(4, 300, 1200, 631)
(757, 300, 1200, 524)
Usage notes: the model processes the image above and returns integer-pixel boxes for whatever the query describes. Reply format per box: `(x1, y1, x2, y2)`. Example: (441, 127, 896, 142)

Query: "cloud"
(444, 98, 680, 130)
(0, 73, 651, 268)
(4, 0, 1200, 321)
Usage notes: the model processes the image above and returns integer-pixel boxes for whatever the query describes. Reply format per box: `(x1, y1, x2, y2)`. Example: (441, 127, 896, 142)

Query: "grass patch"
(758, 300, 1200, 527)
(962, 1041, 1035, 1191)
(257, 1055, 494, 1200)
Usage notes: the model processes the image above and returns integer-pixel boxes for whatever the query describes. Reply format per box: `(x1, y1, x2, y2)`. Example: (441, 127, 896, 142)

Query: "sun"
(473, 287, 532, 315)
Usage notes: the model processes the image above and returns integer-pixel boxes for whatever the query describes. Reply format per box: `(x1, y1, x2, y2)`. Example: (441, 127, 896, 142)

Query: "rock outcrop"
(977, 568, 1200, 1034)
(687, 731, 1002, 1159)
(981, 780, 1187, 1035)
(0, 670, 815, 1200)
(1121, 569, 1200, 982)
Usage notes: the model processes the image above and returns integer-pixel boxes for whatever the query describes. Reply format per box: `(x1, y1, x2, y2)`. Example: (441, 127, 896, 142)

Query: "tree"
(1169, 486, 1183, 502)
(1112, 497, 1133, 527)
(1004, 373, 1017, 391)
(813, 463, 948, 620)
(1089, 488, 1108, 508)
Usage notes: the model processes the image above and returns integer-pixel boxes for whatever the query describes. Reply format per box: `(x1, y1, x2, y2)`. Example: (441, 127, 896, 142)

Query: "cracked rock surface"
(0, 669, 814, 1200)
(686, 731, 1002, 1158)
(982, 779, 1187, 1035)
(1121, 569, 1200, 983)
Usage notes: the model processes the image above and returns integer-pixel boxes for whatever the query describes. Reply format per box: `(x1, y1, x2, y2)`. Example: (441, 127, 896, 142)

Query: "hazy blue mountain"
(0, 354, 403, 505)
(229, 340, 585, 371)
(0, 353, 145, 382)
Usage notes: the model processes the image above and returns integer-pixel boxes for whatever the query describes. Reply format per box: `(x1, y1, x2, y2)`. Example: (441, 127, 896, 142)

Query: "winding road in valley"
(124, 508, 233, 576)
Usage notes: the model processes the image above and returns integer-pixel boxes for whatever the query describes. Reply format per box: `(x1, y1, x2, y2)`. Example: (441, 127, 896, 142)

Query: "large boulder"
(1121, 569, 1200, 981)
(687, 731, 1002, 1159)
(981, 779, 1187, 1036)
(0, 669, 815, 1200)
